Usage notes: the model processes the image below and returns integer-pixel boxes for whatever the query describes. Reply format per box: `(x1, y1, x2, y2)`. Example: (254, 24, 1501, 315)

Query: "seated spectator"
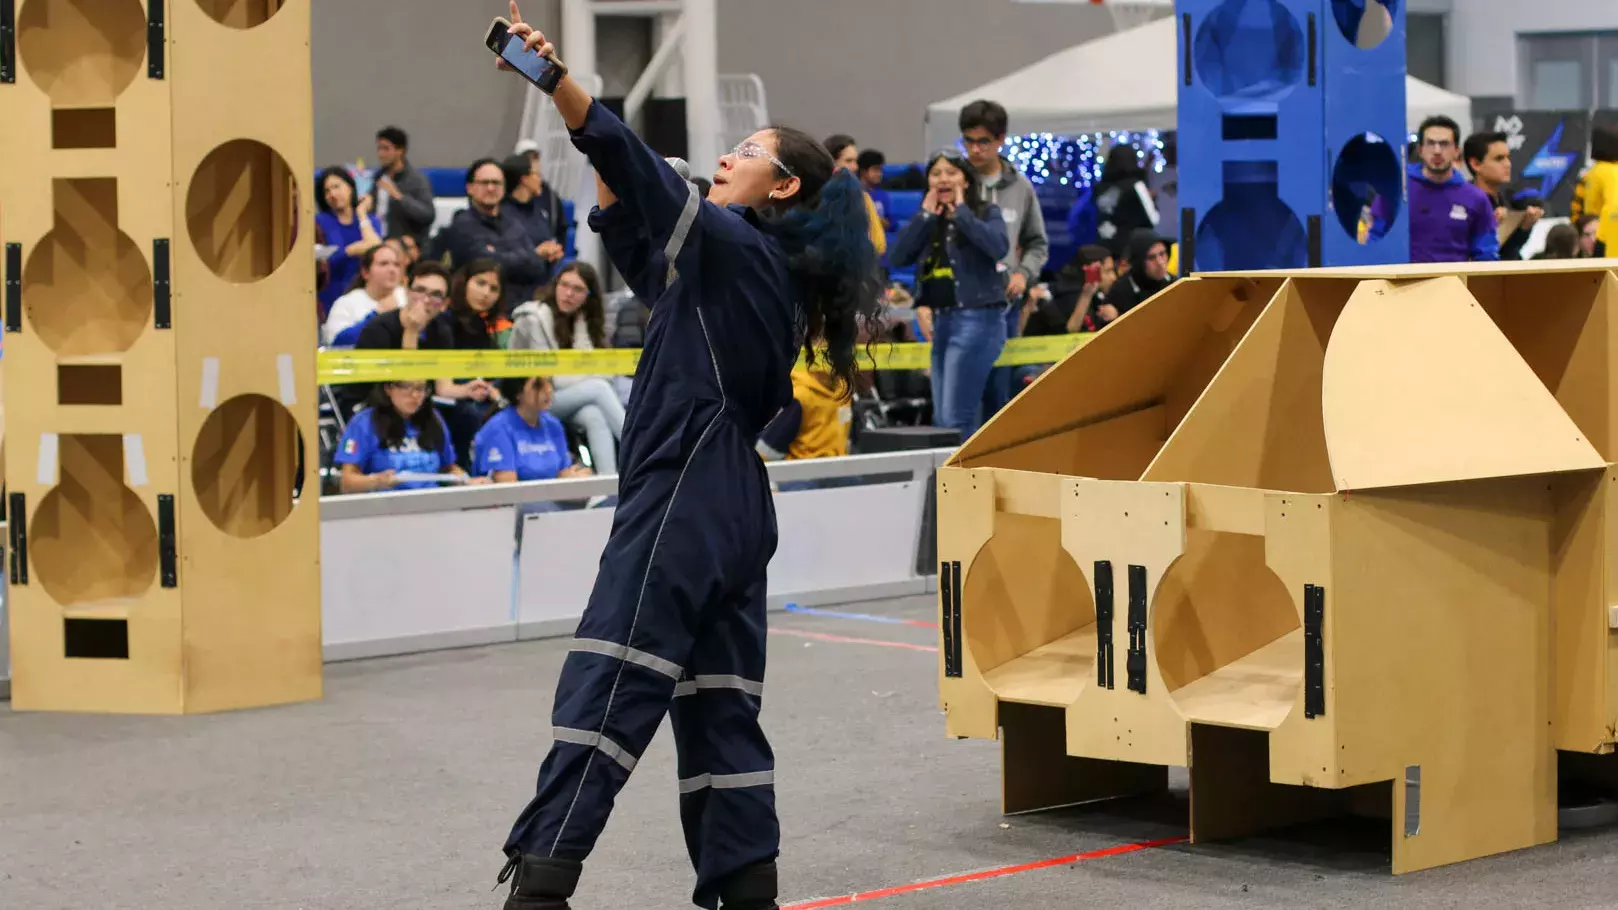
(336, 381, 480, 493)
(373, 125, 437, 249)
(509, 262, 626, 475)
(340, 260, 454, 417)
(1577, 214, 1600, 258)
(1025, 244, 1117, 336)
(386, 235, 421, 268)
(501, 154, 567, 269)
(824, 133, 887, 256)
(474, 376, 594, 483)
(428, 158, 552, 306)
(434, 259, 511, 467)
(857, 149, 893, 230)
(1536, 223, 1582, 260)
(322, 243, 406, 346)
(1101, 229, 1175, 320)
(755, 369, 850, 462)
(315, 167, 384, 316)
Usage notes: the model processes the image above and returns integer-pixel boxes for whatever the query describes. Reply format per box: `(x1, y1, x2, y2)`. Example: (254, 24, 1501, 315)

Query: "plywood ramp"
(1209, 260, 1618, 281)
(1322, 277, 1605, 490)
(1548, 468, 1618, 753)
(1144, 278, 1355, 492)
(953, 277, 1282, 476)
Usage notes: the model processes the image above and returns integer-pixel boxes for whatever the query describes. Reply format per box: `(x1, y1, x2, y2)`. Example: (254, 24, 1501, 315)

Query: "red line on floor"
(767, 627, 937, 653)
(781, 836, 1188, 908)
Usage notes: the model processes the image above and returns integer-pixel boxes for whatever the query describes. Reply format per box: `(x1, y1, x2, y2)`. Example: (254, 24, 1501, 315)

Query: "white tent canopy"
(924, 15, 1470, 152)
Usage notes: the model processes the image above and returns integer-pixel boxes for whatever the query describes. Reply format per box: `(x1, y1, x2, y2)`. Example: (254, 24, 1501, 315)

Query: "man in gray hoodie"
(959, 99, 1049, 420)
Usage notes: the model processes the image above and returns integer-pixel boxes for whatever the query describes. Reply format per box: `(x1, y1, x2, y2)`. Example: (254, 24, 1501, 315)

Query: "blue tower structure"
(1176, 0, 1409, 271)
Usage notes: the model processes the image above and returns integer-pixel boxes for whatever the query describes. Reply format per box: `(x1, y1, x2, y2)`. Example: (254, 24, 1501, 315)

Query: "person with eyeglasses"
(339, 261, 457, 418)
(491, 5, 882, 909)
(1405, 115, 1498, 263)
(890, 149, 1011, 441)
(427, 157, 554, 305)
(335, 379, 481, 493)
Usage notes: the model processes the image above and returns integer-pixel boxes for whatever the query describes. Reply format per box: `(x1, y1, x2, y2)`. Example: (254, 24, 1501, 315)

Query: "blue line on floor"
(783, 604, 933, 628)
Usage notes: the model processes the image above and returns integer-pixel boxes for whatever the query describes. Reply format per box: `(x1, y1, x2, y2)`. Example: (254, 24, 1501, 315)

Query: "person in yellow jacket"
(755, 367, 850, 462)
(1571, 124, 1618, 258)
(825, 134, 887, 256)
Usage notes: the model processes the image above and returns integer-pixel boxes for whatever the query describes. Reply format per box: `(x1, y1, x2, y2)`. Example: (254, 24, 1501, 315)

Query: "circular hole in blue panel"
(1332, 0, 1399, 50)
(1194, 0, 1307, 106)
(1331, 132, 1403, 245)
(1195, 195, 1308, 272)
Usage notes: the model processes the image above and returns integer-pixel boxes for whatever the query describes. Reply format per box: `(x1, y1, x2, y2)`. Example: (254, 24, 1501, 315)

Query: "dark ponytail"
(767, 126, 884, 398)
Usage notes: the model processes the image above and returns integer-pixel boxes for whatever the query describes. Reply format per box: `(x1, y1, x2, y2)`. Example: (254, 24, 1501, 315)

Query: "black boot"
(497, 853, 582, 910)
(718, 860, 779, 910)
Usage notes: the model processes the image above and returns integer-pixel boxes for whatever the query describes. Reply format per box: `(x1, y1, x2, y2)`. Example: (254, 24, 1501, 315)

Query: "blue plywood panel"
(1177, 0, 1408, 270)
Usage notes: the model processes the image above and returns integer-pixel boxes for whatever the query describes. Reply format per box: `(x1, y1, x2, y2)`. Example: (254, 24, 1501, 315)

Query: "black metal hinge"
(1179, 208, 1196, 275)
(1126, 564, 1148, 694)
(0, 0, 15, 84)
(8, 492, 26, 586)
(4, 242, 20, 333)
(147, 0, 165, 79)
(940, 560, 963, 678)
(1307, 215, 1322, 268)
(153, 238, 171, 328)
(1180, 14, 1192, 87)
(158, 494, 178, 587)
(1304, 583, 1326, 718)
(1307, 13, 1317, 87)
(1094, 560, 1114, 689)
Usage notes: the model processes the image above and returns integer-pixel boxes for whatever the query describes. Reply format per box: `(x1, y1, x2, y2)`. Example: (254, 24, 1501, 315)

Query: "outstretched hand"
(498, 1, 557, 71)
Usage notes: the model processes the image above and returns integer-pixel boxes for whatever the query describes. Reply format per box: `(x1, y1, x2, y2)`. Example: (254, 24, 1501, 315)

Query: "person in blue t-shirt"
(473, 376, 594, 482)
(335, 380, 480, 492)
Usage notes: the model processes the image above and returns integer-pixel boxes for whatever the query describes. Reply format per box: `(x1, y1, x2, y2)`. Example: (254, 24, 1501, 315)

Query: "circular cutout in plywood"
(1194, 187, 1308, 272)
(186, 140, 300, 283)
(1331, 131, 1404, 246)
(192, 394, 306, 538)
(1193, 0, 1307, 106)
(195, 0, 286, 29)
(32, 435, 159, 608)
(16, 0, 146, 106)
(1331, 0, 1397, 51)
(23, 179, 153, 356)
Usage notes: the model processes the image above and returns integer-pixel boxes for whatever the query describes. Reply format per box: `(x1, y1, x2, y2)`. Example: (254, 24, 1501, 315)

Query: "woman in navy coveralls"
(495, 7, 882, 910)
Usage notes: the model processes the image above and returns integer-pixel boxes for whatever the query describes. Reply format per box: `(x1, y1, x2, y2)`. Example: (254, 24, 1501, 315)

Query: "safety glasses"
(729, 140, 794, 177)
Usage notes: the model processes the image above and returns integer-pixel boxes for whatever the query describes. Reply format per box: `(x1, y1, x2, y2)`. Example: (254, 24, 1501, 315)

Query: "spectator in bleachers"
(339, 259, 455, 418)
(1026, 244, 1117, 337)
(516, 139, 572, 251)
(1091, 143, 1158, 260)
(1463, 131, 1539, 261)
(824, 134, 887, 256)
(1408, 115, 1497, 263)
(1571, 124, 1618, 258)
(1103, 229, 1175, 318)
(428, 158, 552, 306)
(474, 376, 595, 483)
(322, 243, 406, 346)
(958, 99, 1049, 422)
(336, 380, 477, 493)
(501, 154, 568, 270)
(857, 149, 893, 230)
(1577, 215, 1600, 258)
(373, 126, 437, 249)
(509, 262, 626, 475)
(1536, 223, 1582, 260)
(891, 150, 1010, 440)
(434, 259, 511, 466)
(755, 368, 850, 463)
(388, 234, 421, 268)
(315, 167, 384, 316)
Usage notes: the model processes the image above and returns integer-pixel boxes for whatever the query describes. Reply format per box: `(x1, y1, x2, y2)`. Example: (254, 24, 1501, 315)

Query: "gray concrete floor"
(1, 595, 1615, 909)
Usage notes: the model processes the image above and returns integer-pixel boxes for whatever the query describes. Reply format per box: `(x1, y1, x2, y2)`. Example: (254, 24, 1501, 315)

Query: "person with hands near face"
(334, 381, 486, 493)
(890, 150, 1010, 441)
(315, 167, 384, 316)
(492, 5, 884, 909)
(374, 126, 438, 248)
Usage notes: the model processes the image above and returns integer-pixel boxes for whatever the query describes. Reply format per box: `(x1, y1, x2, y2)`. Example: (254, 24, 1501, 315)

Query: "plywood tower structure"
(938, 261, 1618, 873)
(0, 0, 321, 713)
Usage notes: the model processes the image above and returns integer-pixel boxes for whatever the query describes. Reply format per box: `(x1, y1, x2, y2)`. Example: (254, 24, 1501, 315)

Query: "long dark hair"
(764, 126, 884, 397)
(542, 262, 606, 348)
(1101, 144, 1145, 184)
(1539, 223, 1580, 260)
(925, 150, 988, 219)
(316, 166, 359, 216)
(367, 383, 446, 453)
(449, 258, 503, 342)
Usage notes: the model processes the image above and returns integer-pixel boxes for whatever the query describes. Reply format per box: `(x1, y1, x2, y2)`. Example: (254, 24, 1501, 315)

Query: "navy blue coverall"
(504, 101, 797, 909)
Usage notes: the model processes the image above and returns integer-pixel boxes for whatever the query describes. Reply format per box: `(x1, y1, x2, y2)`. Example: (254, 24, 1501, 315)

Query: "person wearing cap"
(514, 138, 570, 255)
(375, 125, 438, 248)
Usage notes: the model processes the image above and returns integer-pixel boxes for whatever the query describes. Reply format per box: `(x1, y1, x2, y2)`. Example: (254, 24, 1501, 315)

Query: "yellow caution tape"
(317, 333, 1096, 384)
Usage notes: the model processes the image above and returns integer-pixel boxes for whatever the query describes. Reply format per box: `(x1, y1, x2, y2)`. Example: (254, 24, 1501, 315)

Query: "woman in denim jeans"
(890, 151, 1011, 440)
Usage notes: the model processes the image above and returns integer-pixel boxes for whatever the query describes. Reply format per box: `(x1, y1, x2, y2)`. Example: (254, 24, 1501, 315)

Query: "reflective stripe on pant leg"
(570, 638, 683, 681)
(673, 674, 764, 697)
(678, 770, 775, 794)
(553, 726, 639, 773)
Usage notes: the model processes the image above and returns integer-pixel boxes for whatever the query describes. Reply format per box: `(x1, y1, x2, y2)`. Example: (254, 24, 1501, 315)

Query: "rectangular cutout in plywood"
(1144, 278, 1355, 492)
(51, 108, 116, 149)
(58, 363, 122, 405)
(63, 617, 129, 659)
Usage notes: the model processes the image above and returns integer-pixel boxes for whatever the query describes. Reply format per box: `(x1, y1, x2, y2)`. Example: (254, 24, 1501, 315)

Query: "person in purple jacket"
(1406, 116, 1498, 263)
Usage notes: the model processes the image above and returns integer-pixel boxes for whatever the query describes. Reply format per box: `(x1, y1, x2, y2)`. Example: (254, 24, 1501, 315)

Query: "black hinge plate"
(1, 0, 15, 84)
(1180, 14, 1192, 87)
(4, 242, 20, 333)
(8, 492, 26, 586)
(1304, 583, 1326, 718)
(153, 238, 171, 328)
(1180, 208, 1196, 275)
(1094, 560, 1114, 689)
(1308, 215, 1323, 268)
(940, 560, 963, 678)
(1307, 13, 1317, 88)
(158, 493, 178, 587)
(946, 560, 963, 676)
(147, 0, 165, 79)
(1126, 564, 1148, 694)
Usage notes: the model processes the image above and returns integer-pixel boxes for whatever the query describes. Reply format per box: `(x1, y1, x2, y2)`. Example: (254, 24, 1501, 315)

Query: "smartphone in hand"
(486, 17, 566, 94)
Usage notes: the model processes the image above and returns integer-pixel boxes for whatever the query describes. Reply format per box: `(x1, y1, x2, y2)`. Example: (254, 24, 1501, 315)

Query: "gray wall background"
(312, 0, 1118, 169)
